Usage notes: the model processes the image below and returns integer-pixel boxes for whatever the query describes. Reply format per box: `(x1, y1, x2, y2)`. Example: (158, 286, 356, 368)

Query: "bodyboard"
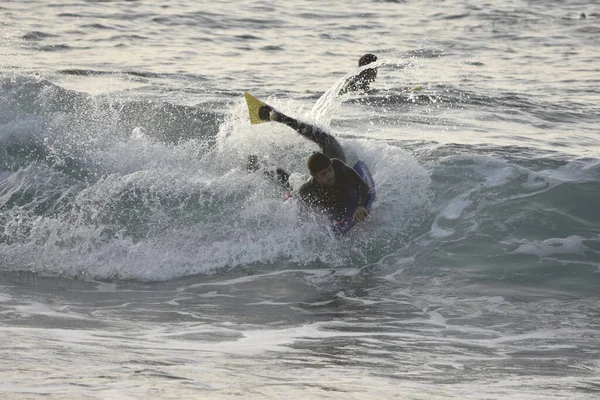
(331, 161, 376, 235)
(244, 92, 269, 125)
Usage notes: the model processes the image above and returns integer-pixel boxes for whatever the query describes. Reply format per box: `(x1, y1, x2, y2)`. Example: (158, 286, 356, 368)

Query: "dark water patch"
(59, 69, 102, 76)
(95, 183, 168, 241)
(1, 311, 109, 330)
(439, 13, 471, 20)
(103, 34, 149, 42)
(414, 143, 565, 166)
(151, 12, 234, 29)
(299, 12, 375, 20)
(261, 45, 284, 51)
(233, 17, 286, 29)
(477, 8, 545, 24)
(513, 182, 600, 233)
(0, 80, 96, 179)
(96, 182, 249, 244)
(1, 138, 95, 183)
(407, 86, 599, 125)
(79, 23, 117, 30)
(348, 92, 447, 108)
(529, 108, 598, 124)
(424, 166, 600, 294)
(233, 44, 253, 52)
(1, 77, 88, 116)
(577, 25, 600, 34)
(246, 4, 276, 13)
(346, 85, 471, 109)
(21, 31, 58, 41)
(133, 369, 192, 381)
(63, 30, 87, 36)
(1, 76, 222, 158)
(150, 16, 176, 26)
(190, 36, 215, 43)
(234, 34, 261, 41)
(36, 44, 73, 52)
(90, 100, 222, 144)
(120, 70, 209, 82)
(342, 23, 381, 31)
(322, 33, 355, 42)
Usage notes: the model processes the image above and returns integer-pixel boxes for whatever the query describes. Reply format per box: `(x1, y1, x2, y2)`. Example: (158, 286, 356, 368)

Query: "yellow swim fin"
(244, 92, 271, 125)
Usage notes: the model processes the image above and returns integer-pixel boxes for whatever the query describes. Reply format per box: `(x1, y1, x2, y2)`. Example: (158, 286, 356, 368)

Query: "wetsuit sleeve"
(339, 72, 372, 95)
(277, 114, 329, 147)
(339, 76, 360, 95)
(275, 113, 346, 162)
(336, 161, 370, 207)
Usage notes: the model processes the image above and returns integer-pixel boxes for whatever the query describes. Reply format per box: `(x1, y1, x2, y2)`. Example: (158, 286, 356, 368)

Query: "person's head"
(358, 53, 377, 67)
(307, 152, 335, 186)
(358, 53, 378, 82)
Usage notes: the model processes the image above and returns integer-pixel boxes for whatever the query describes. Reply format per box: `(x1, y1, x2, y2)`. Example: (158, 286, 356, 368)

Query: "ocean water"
(1, 0, 599, 398)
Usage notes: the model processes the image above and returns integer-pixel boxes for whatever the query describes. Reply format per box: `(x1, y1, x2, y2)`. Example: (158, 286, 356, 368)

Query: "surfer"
(339, 53, 378, 94)
(247, 106, 370, 223)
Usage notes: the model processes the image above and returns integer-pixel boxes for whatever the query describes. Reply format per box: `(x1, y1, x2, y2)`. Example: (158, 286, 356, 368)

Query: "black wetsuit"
(298, 158, 370, 220)
(272, 113, 369, 219)
(339, 70, 376, 95)
(275, 114, 346, 162)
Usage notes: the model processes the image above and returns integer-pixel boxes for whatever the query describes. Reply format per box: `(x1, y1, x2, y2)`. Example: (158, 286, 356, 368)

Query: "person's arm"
(335, 161, 370, 222)
(339, 76, 360, 95)
(336, 161, 370, 207)
(349, 167, 370, 222)
(354, 174, 371, 209)
(339, 70, 375, 95)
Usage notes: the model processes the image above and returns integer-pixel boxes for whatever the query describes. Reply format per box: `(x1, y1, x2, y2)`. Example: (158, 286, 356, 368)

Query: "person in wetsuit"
(299, 151, 370, 222)
(248, 106, 370, 223)
(339, 53, 378, 95)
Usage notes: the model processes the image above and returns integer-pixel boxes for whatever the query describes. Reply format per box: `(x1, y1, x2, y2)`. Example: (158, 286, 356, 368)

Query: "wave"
(1, 74, 598, 287)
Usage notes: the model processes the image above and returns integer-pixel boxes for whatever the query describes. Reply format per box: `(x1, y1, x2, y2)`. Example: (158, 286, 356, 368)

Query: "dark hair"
(359, 53, 377, 67)
(307, 152, 331, 174)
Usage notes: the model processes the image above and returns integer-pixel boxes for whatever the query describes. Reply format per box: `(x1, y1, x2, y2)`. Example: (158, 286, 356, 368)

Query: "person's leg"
(270, 111, 346, 162)
(247, 155, 292, 191)
(272, 167, 291, 190)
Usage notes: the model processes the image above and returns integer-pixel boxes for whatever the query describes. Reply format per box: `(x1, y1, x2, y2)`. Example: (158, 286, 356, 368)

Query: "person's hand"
(353, 206, 368, 222)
